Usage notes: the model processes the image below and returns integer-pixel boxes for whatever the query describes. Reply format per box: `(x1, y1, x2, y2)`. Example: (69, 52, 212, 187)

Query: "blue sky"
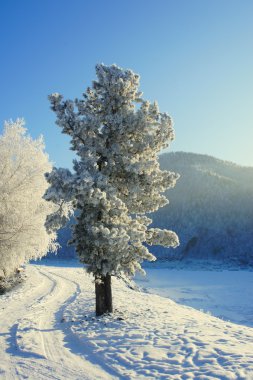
(1, 0, 252, 167)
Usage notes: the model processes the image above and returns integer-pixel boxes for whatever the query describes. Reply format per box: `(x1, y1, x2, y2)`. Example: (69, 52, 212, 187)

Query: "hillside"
(49, 152, 253, 266)
(152, 152, 253, 265)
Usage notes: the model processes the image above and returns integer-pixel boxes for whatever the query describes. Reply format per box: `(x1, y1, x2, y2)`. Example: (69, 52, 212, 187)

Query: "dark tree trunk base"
(95, 274, 113, 316)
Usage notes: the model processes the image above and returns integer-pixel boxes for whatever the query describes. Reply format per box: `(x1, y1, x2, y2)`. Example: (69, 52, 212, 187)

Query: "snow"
(0, 264, 111, 380)
(1, 263, 253, 379)
(135, 268, 253, 328)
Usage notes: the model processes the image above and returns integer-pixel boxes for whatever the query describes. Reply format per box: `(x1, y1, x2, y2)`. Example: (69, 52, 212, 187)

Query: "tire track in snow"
(40, 267, 118, 378)
(0, 267, 56, 379)
(21, 265, 114, 379)
(16, 267, 58, 359)
(0, 265, 114, 380)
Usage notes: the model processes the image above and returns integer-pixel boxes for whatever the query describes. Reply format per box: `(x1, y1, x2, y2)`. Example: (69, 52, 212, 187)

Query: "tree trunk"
(95, 274, 113, 316)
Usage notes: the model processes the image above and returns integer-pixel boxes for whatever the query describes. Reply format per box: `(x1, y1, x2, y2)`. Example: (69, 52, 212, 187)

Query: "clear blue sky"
(1, 0, 252, 167)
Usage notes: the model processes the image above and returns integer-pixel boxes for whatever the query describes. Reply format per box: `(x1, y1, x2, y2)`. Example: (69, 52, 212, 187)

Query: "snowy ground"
(0, 263, 253, 379)
(135, 268, 253, 328)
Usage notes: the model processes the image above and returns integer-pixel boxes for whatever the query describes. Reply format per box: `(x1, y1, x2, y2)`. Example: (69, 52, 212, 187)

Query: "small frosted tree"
(0, 119, 57, 280)
(45, 64, 179, 315)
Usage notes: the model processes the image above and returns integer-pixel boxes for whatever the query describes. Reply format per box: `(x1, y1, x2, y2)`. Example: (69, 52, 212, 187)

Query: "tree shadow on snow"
(5, 323, 45, 359)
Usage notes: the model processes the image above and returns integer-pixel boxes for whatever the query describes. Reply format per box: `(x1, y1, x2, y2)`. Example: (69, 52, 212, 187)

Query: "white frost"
(45, 64, 179, 278)
(0, 119, 57, 277)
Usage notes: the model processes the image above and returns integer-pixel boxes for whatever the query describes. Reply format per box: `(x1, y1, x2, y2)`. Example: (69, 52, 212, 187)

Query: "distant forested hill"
(46, 152, 253, 266)
(151, 152, 253, 265)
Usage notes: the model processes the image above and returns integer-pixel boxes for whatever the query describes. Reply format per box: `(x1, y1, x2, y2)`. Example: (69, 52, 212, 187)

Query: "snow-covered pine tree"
(44, 64, 179, 315)
(0, 119, 58, 281)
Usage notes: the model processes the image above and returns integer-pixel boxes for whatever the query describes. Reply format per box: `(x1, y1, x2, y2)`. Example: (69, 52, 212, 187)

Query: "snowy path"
(1, 263, 253, 379)
(0, 265, 113, 380)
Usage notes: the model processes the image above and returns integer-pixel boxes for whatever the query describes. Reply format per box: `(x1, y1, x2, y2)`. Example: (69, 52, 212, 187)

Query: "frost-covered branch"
(45, 64, 180, 315)
(0, 119, 58, 278)
(45, 64, 180, 279)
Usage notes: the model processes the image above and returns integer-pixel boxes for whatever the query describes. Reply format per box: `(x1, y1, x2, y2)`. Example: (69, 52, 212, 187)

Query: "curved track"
(0, 265, 113, 380)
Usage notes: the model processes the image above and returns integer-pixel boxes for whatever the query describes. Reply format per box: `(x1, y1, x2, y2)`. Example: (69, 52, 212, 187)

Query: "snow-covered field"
(1, 263, 253, 379)
(135, 268, 253, 328)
